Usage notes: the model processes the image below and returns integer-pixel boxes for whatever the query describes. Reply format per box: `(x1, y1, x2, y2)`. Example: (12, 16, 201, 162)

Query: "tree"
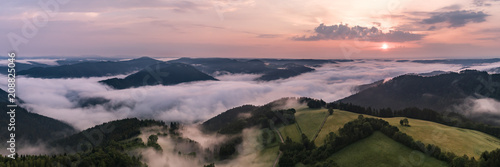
(400, 118, 409, 126)
(328, 108, 334, 115)
(204, 163, 215, 167)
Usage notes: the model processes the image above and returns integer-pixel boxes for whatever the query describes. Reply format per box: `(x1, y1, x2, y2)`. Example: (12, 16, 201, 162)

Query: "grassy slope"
(327, 132, 447, 167)
(384, 117, 500, 158)
(294, 108, 328, 140)
(279, 124, 302, 142)
(314, 109, 361, 146)
(253, 129, 281, 167)
(313, 109, 500, 158)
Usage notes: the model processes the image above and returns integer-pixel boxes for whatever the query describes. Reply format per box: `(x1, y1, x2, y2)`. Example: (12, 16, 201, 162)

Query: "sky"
(1, 0, 500, 59)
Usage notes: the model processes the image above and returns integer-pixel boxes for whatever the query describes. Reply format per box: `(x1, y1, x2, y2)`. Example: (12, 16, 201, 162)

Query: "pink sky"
(1, 0, 499, 59)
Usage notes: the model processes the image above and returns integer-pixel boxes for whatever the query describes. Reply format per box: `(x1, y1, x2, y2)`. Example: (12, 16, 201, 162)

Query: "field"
(294, 108, 328, 139)
(326, 131, 448, 167)
(311, 109, 500, 158)
(252, 129, 282, 167)
(278, 124, 302, 142)
(313, 109, 366, 145)
(384, 117, 500, 158)
(255, 145, 280, 167)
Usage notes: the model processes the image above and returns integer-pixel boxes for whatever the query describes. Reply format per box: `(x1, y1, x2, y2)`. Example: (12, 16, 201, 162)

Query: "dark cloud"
(439, 4, 462, 10)
(472, 0, 497, 6)
(422, 10, 489, 28)
(292, 23, 424, 42)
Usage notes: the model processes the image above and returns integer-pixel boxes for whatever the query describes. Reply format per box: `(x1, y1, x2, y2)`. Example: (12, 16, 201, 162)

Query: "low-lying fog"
(0, 59, 499, 131)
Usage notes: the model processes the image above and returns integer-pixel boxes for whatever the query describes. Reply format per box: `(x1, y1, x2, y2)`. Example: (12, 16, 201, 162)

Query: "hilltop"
(99, 63, 217, 89)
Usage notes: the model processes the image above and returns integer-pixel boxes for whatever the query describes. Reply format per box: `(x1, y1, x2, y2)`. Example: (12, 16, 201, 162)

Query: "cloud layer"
(4, 59, 493, 131)
(422, 10, 489, 28)
(293, 23, 425, 42)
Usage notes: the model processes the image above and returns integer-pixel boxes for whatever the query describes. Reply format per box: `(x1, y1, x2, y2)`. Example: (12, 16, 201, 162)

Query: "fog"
(137, 125, 269, 167)
(2, 60, 496, 130)
(452, 98, 500, 125)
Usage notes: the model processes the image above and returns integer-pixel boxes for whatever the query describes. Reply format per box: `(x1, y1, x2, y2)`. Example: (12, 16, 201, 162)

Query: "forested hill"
(169, 58, 316, 81)
(340, 70, 500, 111)
(18, 57, 161, 78)
(201, 97, 324, 134)
(99, 63, 218, 89)
(0, 89, 76, 144)
(53, 118, 166, 152)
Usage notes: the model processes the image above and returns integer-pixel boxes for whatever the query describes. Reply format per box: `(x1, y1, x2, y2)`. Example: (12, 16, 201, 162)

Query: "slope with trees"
(0, 89, 75, 144)
(18, 57, 161, 78)
(340, 70, 500, 113)
(99, 63, 218, 89)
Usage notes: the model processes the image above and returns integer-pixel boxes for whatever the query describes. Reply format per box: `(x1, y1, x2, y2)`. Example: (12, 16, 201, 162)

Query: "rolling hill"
(0, 62, 51, 75)
(0, 89, 75, 144)
(18, 57, 161, 78)
(169, 58, 316, 81)
(340, 70, 500, 112)
(53, 118, 166, 152)
(256, 63, 315, 81)
(324, 131, 447, 167)
(99, 63, 218, 89)
(300, 108, 500, 158)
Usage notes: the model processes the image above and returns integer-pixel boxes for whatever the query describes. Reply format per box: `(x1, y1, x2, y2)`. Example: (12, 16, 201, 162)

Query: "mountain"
(169, 58, 316, 81)
(53, 118, 165, 152)
(18, 57, 161, 78)
(412, 58, 500, 66)
(257, 58, 340, 66)
(201, 97, 317, 134)
(170, 58, 271, 74)
(0, 89, 75, 144)
(99, 63, 218, 89)
(340, 70, 500, 112)
(0, 62, 51, 75)
(488, 67, 500, 74)
(256, 63, 315, 81)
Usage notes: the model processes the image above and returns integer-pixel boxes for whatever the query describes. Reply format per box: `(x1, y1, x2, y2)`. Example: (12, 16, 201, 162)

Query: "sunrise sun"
(381, 43, 389, 50)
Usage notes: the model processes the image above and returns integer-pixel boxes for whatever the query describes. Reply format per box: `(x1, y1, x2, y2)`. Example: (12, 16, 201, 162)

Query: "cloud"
(292, 23, 425, 42)
(137, 126, 268, 167)
(422, 10, 489, 28)
(472, 0, 499, 6)
(3, 0, 207, 14)
(451, 98, 500, 125)
(1, 60, 483, 131)
(439, 4, 462, 11)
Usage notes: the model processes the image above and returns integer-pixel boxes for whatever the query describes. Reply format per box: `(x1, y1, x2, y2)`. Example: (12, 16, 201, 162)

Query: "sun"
(381, 43, 389, 50)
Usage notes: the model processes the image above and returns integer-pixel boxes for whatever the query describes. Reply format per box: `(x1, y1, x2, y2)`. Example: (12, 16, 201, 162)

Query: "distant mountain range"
(18, 57, 161, 78)
(0, 89, 75, 144)
(0, 62, 50, 75)
(340, 70, 500, 112)
(10, 57, 321, 82)
(99, 63, 218, 89)
(409, 58, 500, 66)
(170, 58, 317, 81)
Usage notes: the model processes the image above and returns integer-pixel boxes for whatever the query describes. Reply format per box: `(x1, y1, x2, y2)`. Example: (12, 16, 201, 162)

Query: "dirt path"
(311, 113, 330, 142)
(274, 128, 284, 143)
(273, 151, 283, 167)
(273, 128, 284, 167)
